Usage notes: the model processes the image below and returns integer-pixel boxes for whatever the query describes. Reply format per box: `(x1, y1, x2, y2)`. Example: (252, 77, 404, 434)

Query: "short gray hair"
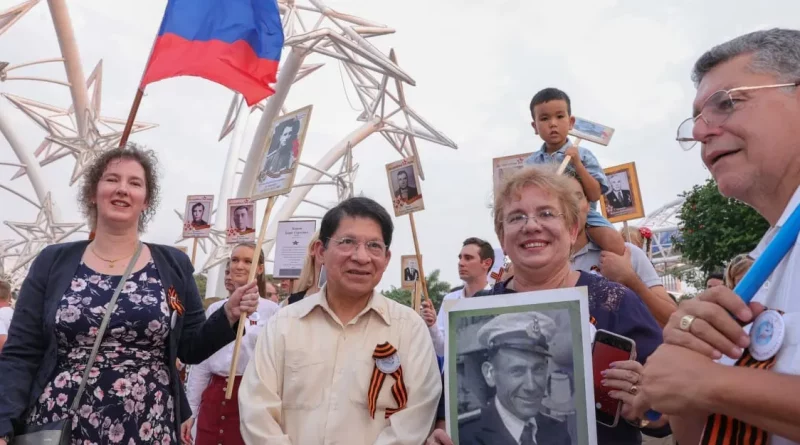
(692, 28, 800, 85)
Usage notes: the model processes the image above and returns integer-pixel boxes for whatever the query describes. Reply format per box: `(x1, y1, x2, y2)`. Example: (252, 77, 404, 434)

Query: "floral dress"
(27, 261, 176, 444)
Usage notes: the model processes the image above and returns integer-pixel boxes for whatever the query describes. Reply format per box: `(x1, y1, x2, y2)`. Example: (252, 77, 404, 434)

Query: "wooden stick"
(412, 280, 423, 313)
(190, 238, 199, 266)
(225, 196, 277, 399)
(622, 221, 631, 243)
(408, 212, 431, 303)
(557, 137, 583, 175)
(119, 88, 145, 148)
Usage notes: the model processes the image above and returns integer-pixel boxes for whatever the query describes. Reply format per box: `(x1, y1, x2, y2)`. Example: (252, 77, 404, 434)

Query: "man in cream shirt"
(239, 197, 441, 444)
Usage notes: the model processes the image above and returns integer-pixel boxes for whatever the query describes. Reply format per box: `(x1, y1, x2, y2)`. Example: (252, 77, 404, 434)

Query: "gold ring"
(679, 314, 696, 332)
(629, 385, 639, 395)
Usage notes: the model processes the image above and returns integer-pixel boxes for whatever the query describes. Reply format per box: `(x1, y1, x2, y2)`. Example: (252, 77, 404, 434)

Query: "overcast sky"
(1, 0, 797, 293)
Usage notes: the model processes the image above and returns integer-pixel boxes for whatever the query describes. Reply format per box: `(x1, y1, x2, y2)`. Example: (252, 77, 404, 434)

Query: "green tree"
(383, 269, 452, 311)
(676, 178, 769, 276)
(194, 273, 207, 296)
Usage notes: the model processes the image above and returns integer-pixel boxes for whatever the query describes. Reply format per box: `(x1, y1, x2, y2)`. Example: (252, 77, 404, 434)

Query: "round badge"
(749, 310, 785, 361)
(248, 312, 261, 321)
(376, 354, 401, 374)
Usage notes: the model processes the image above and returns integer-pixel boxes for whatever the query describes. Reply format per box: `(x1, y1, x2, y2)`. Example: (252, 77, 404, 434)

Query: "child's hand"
(564, 146, 580, 165)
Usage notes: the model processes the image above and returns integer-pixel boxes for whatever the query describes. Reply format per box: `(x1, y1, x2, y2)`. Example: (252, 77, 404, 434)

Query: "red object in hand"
(639, 227, 653, 240)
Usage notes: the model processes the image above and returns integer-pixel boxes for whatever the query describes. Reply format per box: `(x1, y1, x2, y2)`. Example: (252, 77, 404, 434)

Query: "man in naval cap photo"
(458, 311, 571, 445)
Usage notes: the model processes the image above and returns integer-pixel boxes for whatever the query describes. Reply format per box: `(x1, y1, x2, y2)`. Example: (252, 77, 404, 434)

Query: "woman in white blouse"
(182, 243, 280, 445)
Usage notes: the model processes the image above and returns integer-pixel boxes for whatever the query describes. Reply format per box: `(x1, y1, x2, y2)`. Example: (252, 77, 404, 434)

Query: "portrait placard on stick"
(599, 162, 645, 223)
(273, 220, 317, 279)
(386, 157, 425, 217)
(251, 105, 313, 200)
(182, 195, 214, 238)
(570, 116, 615, 146)
(400, 254, 422, 290)
(444, 287, 596, 445)
(492, 153, 532, 191)
(226, 198, 256, 244)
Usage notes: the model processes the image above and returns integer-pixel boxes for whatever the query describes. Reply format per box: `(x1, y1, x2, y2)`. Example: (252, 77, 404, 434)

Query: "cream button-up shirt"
(238, 288, 442, 445)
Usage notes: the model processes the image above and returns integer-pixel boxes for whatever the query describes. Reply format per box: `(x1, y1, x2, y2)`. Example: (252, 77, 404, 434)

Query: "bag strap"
(68, 242, 143, 412)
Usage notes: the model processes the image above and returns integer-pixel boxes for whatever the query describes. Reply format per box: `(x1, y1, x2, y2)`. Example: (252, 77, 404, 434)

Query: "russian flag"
(141, 0, 284, 106)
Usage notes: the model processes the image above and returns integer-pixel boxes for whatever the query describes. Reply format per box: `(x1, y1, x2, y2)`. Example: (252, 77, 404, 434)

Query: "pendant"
(749, 309, 785, 361)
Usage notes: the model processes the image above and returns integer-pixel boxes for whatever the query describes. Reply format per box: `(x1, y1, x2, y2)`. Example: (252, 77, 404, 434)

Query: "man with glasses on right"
(633, 29, 800, 445)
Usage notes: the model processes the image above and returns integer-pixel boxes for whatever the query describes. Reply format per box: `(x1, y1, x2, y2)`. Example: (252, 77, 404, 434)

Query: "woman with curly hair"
(0, 145, 259, 445)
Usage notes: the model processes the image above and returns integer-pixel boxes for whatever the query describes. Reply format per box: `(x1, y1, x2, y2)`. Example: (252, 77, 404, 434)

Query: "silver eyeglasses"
(676, 81, 800, 151)
(328, 237, 387, 257)
(504, 210, 564, 229)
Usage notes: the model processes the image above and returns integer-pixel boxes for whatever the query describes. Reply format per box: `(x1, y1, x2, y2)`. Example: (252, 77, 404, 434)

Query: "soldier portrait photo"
(598, 161, 645, 223)
(182, 194, 213, 238)
(444, 290, 595, 445)
(385, 157, 425, 217)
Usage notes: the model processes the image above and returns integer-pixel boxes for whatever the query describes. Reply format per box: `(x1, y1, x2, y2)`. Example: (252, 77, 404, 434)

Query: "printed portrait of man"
(404, 259, 420, 282)
(230, 205, 255, 234)
(393, 168, 419, 203)
(187, 202, 210, 230)
(605, 173, 634, 212)
(261, 118, 301, 178)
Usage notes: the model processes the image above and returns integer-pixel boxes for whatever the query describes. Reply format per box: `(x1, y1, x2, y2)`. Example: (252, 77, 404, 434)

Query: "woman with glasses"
(182, 243, 280, 445)
(427, 166, 667, 445)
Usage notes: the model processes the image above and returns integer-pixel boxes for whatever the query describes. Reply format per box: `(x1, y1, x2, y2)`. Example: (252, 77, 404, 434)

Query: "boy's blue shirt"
(524, 139, 609, 211)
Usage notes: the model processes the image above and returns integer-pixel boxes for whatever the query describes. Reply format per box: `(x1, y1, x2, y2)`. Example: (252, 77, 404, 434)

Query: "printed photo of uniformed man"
(226, 198, 256, 244)
(385, 157, 425, 217)
(599, 162, 645, 223)
(182, 194, 213, 238)
(445, 291, 595, 445)
(252, 105, 313, 200)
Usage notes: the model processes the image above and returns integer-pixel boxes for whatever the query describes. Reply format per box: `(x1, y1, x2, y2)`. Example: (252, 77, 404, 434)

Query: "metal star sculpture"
(3, 61, 157, 183)
(333, 142, 358, 201)
(0, 0, 39, 36)
(349, 49, 457, 179)
(4, 193, 85, 272)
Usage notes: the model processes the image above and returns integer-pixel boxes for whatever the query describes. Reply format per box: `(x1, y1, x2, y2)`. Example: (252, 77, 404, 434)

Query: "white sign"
(273, 220, 317, 279)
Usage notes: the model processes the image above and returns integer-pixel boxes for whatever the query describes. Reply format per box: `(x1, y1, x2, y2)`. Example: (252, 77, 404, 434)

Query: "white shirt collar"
(494, 396, 538, 445)
(751, 184, 800, 259)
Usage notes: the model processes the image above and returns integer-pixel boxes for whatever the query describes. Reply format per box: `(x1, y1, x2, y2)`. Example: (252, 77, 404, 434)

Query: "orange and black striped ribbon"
(368, 342, 408, 419)
(701, 310, 783, 445)
(167, 286, 185, 316)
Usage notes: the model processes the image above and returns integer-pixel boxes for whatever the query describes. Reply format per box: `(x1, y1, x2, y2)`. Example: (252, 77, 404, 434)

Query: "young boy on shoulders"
(525, 87, 625, 255)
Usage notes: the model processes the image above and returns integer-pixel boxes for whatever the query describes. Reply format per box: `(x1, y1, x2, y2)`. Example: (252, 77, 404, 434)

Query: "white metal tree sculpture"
(3, 61, 157, 184)
(204, 0, 458, 297)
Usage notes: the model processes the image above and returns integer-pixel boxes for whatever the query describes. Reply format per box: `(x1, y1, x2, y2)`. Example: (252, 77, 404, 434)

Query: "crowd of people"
(0, 27, 799, 445)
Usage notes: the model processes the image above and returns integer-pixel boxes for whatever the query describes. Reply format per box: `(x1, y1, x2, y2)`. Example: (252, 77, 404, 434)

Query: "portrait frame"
(251, 105, 314, 200)
(569, 116, 614, 146)
(599, 162, 645, 223)
(444, 287, 596, 445)
(385, 157, 425, 217)
(492, 152, 532, 192)
(400, 254, 421, 290)
(226, 198, 256, 244)
(182, 194, 214, 238)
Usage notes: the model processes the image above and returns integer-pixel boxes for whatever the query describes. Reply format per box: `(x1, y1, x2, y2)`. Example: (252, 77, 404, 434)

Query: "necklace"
(90, 244, 136, 269)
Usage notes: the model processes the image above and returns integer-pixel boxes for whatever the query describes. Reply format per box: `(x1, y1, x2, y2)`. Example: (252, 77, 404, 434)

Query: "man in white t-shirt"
(0, 281, 13, 351)
(636, 29, 800, 445)
(420, 237, 494, 357)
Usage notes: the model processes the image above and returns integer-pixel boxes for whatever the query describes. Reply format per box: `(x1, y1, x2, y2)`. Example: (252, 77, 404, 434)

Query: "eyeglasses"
(503, 210, 564, 229)
(328, 237, 387, 257)
(676, 81, 800, 151)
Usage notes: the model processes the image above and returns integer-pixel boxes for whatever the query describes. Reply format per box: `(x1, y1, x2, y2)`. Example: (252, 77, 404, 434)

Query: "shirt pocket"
(282, 350, 326, 410)
(348, 359, 401, 414)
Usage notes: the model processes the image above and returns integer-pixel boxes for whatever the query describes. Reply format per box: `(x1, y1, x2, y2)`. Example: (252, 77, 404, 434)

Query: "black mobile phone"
(592, 329, 636, 428)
